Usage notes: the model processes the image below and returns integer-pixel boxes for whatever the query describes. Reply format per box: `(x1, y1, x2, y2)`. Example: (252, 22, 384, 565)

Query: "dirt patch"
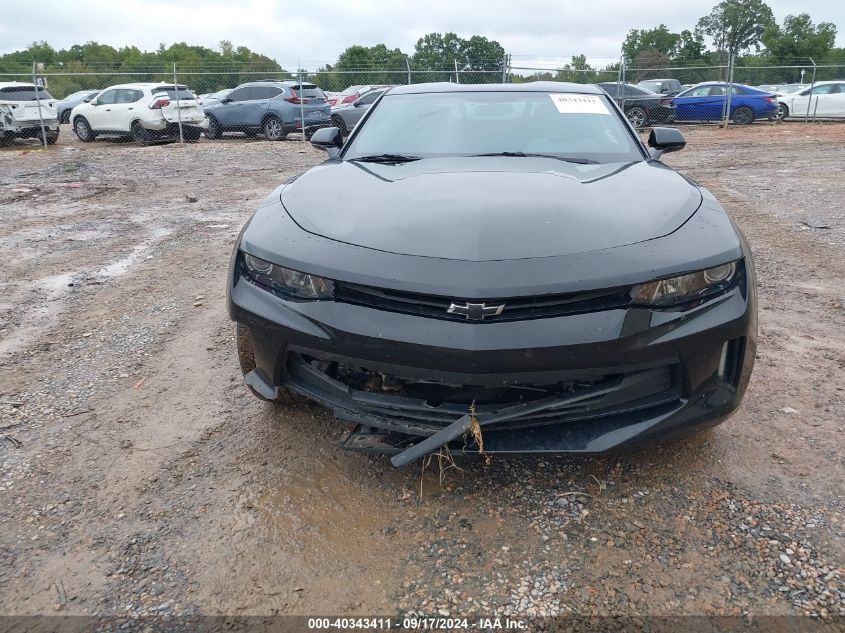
(0, 123, 842, 623)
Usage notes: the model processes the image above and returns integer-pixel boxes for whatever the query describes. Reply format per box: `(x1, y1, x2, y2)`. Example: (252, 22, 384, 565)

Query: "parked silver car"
(329, 88, 388, 135)
(56, 89, 100, 123)
(203, 81, 331, 140)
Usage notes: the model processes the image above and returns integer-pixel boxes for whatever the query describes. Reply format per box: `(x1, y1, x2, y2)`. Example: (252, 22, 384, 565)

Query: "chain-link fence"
(1, 56, 843, 148)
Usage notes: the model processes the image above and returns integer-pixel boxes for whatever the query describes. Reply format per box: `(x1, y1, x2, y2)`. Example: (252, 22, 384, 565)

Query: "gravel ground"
(0, 123, 843, 628)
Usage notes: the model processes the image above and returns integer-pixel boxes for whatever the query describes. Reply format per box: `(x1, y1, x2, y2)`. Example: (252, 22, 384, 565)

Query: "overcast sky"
(2, 0, 842, 68)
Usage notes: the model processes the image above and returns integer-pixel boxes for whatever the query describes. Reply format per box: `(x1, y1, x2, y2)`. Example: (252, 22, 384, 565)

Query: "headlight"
(632, 261, 737, 307)
(242, 253, 334, 300)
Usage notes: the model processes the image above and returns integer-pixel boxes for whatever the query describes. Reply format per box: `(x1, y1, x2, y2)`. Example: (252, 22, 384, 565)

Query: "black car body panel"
(227, 82, 757, 466)
(597, 82, 676, 125)
(280, 159, 701, 261)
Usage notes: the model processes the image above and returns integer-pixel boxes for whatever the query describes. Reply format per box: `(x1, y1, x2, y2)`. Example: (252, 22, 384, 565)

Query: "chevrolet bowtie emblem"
(446, 301, 505, 320)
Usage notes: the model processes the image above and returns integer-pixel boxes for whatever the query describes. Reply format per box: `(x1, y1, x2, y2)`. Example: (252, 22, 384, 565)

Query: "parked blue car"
(203, 80, 331, 140)
(671, 82, 778, 124)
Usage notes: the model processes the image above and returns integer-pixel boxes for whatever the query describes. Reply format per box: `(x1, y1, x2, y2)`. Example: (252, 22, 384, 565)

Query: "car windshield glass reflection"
(343, 91, 643, 164)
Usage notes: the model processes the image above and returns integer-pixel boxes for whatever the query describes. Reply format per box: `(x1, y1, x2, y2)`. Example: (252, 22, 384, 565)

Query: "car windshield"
(339, 85, 364, 96)
(639, 80, 672, 92)
(0, 86, 54, 101)
(343, 90, 643, 164)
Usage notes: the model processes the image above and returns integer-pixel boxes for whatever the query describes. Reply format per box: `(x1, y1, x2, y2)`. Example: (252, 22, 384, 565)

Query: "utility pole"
(405, 55, 412, 85)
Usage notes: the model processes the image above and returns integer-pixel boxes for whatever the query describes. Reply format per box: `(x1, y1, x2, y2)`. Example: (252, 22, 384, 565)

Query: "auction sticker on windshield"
(549, 93, 609, 115)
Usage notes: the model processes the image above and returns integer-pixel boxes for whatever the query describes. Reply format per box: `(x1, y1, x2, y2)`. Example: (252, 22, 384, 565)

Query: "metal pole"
(502, 53, 507, 83)
(454, 59, 460, 84)
(722, 55, 735, 128)
(405, 56, 411, 85)
(173, 62, 183, 144)
(805, 58, 817, 121)
(32, 62, 48, 148)
(298, 67, 305, 140)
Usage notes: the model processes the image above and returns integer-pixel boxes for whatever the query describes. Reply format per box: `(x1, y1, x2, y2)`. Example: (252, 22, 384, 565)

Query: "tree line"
(0, 6, 841, 99)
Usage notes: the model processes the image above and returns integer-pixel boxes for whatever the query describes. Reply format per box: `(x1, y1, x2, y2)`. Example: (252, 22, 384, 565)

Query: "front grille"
(334, 282, 632, 322)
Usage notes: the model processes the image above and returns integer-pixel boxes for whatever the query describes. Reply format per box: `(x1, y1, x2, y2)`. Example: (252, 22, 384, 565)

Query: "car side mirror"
(221, 98, 231, 103)
(89, 99, 99, 106)
(647, 127, 686, 158)
(82, 98, 91, 103)
(310, 127, 343, 158)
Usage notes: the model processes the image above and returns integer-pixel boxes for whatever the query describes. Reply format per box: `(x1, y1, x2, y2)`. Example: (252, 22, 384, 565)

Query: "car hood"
(280, 157, 702, 262)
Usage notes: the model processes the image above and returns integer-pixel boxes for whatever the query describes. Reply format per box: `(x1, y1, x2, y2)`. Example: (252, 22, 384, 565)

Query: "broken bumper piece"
(243, 352, 735, 467)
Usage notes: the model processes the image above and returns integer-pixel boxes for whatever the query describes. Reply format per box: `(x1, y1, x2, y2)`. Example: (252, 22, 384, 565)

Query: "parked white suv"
(0, 82, 60, 144)
(70, 83, 207, 145)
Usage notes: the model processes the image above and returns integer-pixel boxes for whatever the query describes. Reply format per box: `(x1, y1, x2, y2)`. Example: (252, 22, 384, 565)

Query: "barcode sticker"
(549, 93, 610, 115)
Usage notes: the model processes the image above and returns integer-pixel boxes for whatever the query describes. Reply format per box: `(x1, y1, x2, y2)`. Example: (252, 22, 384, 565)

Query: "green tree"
(696, 0, 775, 57)
(411, 32, 504, 81)
(554, 55, 598, 83)
(622, 25, 680, 63)
(761, 14, 837, 62)
(675, 29, 707, 62)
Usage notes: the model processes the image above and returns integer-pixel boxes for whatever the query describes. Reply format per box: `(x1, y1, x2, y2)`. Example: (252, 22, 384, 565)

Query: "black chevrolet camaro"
(227, 82, 757, 467)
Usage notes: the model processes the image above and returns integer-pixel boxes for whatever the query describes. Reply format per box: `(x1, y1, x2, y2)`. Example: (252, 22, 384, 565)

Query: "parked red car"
(328, 85, 389, 107)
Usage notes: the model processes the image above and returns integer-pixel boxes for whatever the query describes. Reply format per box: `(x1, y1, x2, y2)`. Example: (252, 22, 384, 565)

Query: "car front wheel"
(776, 103, 789, 120)
(73, 117, 95, 142)
(262, 115, 286, 141)
(205, 116, 222, 140)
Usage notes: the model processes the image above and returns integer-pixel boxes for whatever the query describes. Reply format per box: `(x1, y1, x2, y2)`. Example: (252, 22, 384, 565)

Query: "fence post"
(722, 55, 735, 128)
(173, 62, 184, 144)
(405, 56, 411, 85)
(454, 59, 460, 84)
(805, 58, 817, 122)
(501, 53, 507, 83)
(298, 67, 305, 140)
(31, 62, 48, 148)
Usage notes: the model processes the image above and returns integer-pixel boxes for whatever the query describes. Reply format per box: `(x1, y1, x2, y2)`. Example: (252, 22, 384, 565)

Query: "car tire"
(204, 116, 222, 140)
(776, 103, 789, 121)
(73, 117, 96, 142)
(60, 110, 71, 124)
(625, 106, 647, 129)
(46, 132, 59, 145)
(331, 114, 348, 135)
(732, 107, 754, 125)
(130, 121, 154, 146)
(236, 324, 306, 405)
(182, 126, 202, 142)
(262, 115, 286, 141)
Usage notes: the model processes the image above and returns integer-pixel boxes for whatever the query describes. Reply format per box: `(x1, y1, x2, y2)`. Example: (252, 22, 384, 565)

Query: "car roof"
(0, 82, 38, 88)
(93, 83, 190, 91)
(238, 80, 298, 87)
(387, 82, 605, 95)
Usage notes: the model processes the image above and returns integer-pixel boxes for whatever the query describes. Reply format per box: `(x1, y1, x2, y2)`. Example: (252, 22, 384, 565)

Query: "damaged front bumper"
(229, 260, 756, 467)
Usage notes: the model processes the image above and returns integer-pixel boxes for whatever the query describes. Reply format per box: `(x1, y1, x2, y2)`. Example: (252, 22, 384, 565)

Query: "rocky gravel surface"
(0, 123, 843, 629)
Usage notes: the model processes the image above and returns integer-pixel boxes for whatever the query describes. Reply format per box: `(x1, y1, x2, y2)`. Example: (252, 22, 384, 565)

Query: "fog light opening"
(717, 342, 730, 381)
(716, 337, 744, 386)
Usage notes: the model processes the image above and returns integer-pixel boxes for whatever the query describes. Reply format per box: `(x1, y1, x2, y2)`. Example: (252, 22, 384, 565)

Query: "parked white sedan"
(70, 83, 207, 144)
(777, 81, 845, 120)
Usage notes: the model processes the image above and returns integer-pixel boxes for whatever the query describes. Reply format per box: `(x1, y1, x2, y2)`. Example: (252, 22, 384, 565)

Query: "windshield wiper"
(349, 154, 421, 164)
(471, 152, 599, 164)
